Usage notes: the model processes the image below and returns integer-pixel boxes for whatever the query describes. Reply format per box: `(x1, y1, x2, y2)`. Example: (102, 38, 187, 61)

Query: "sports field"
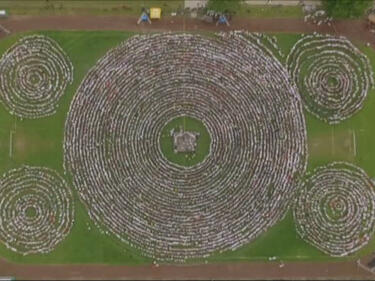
(0, 30, 375, 265)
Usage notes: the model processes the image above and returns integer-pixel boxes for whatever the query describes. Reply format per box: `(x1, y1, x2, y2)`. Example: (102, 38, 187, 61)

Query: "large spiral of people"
(64, 31, 308, 261)
(0, 35, 73, 119)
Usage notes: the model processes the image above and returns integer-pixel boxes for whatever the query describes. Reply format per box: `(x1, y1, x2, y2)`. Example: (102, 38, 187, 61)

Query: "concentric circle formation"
(64, 32, 307, 261)
(0, 166, 74, 255)
(287, 34, 374, 124)
(0, 35, 73, 119)
(293, 162, 375, 257)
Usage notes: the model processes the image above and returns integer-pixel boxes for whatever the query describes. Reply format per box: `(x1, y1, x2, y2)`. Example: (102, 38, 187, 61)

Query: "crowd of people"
(0, 31, 373, 260)
(293, 162, 375, 257)
(287, 34, 374, 124)
(63, 31, 308, 262)
(0, 35, 73, 119)
(243, 32, 285, 60)
(0, 166, 74, 255)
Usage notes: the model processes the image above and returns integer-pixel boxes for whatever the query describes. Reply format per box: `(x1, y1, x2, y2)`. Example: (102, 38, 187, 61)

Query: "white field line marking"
(210, 255, 311, 261)
(352, 129, 357, 157)
(9, 130, 14, 158)
(357, 259, 375, 275)
(9, 117, 17, 158)
(0, 24, 10, 34)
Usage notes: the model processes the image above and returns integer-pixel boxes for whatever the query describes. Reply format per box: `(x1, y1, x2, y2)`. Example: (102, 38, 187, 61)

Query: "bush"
(322, 0, 372, 19)
(206, 0, 241, 14)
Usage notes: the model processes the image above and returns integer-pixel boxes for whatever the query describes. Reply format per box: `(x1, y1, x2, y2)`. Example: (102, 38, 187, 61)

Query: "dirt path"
(0, 15, 374, 46)
(1, 14, 375, 280)
(0, 257, 374, 280)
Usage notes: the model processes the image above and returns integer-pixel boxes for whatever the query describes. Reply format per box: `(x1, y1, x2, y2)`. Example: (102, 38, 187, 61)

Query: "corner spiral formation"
(0, 35, 73, 119)
(287, 34, 374, 124)
(293, 162, 375, 257)
(0, 166, 74, 255)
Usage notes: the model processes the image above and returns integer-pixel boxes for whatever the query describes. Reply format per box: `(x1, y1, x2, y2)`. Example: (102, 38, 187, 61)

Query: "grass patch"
(238, 4, 304, 19)
(0, 0, 183, 16)
(1, 0, 302, 18)
(204, 212, 331, 263)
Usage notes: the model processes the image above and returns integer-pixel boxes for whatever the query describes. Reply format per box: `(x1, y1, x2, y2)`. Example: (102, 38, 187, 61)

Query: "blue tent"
(217, 15, 230, 26)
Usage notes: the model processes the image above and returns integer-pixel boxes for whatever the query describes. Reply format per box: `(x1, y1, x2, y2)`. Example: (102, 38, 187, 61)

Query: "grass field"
(0, 0, 304, 18)
(238, 4, 304, 19)
(0, 30, 375, 265)
(0, 1, 184, 16)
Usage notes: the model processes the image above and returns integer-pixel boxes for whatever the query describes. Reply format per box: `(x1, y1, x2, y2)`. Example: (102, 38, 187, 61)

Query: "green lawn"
(0, 30, 375, 265)
(0, 0, 184, 16)
(238, 4, 304, 19)
(0, 0, 303, 18)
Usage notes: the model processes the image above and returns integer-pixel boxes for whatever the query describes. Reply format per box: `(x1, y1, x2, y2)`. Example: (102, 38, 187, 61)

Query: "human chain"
(0, 35, 73, 119)
(63, 31, 308, 262)
(293, 162, 375, 257)
(287, 34, 374, 124)
(0, 166, 74, 255)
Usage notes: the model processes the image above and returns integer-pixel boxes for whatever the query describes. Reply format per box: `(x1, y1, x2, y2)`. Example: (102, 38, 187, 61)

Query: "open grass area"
(0, 0, 184, 16)
(0, 30, 375, 265)
(238, 4, 304, 19)
(0, 0, 304, 18)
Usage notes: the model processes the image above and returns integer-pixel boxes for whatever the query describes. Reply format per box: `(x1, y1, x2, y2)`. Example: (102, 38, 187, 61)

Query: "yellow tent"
(150, 7, 161, 19)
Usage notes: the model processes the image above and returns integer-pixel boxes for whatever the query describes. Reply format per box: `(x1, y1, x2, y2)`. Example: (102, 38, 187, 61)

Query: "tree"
(322, 0, 372, 19)
(206, 0, 241, 14)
